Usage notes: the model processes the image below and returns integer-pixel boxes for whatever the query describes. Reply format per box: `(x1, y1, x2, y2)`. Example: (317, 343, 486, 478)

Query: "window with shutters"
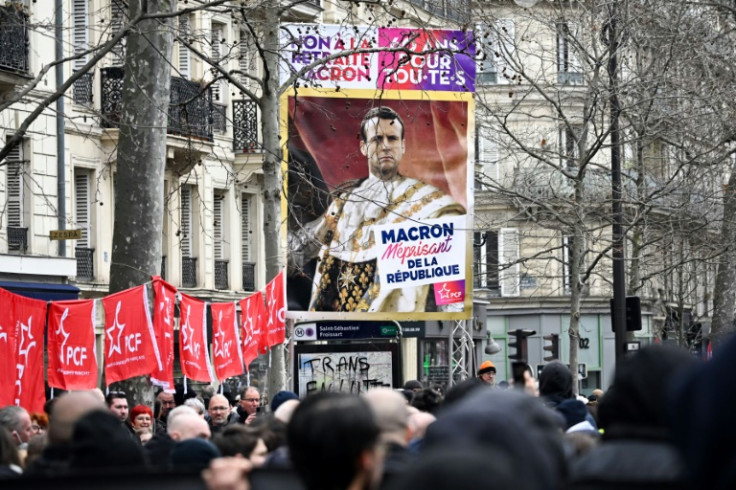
(475, 20, 515, 86)
(473, 230, 500, 293)
(214, 191, 229, 289)
(110, 0, 126, 65)
(178, 14, 191, 78)
(239, 29, 257, 91)
(241, 193, 255, 291)
(557, 22, 583, 85)
(499, 228, 520, 297)
(4, 138, 27, 252)
(180, 185, 197, 287)
(211, 22, 224, 102)
(72, 0, 93, 105)
(74, 169, 94, 280)
(476, 124, 499, 191)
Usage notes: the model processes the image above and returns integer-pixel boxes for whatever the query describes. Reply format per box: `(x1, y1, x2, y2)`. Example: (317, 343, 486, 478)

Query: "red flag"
(12, 293, 47, 412)
(0, 288, 17, 407)
(239, 292, 265, 369)
(102, 285, 158, 385)
(211, 302, 244, 381)
(265, 271, 286, 348)
(151, 277, 177, 391)
(47, 299, 98, 390)
(178, 294, 212, 382)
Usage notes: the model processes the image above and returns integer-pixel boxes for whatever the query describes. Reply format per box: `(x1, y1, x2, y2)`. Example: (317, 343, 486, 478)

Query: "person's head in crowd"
(88, 388, 106, 405)
(208, 394, 232, 427)
(252, 415, 288, 452)
(184, 397, 206, 417)
(288, 392, 382, 490)
(539, 361, 574, 406)
(402, 380, 423, 393)
(25, 433, 47, 467)
(410, 388, 443, 414)
(212, 424, 268, 467)
(270, 390, 298, 413)
(239, 387, 261, 415)
(407, 410, 435, 442)
(156, 389, 177, 421)
(168, 410, 211, 442)
(397, 389, 414, 404)
(363, 388, 411, 447)
(510, 363, 538, 396)
(442, 377, 484, 408)
(48, 391, 105, 445)
(69, 410, 145, 471)
(105, 391, 129, 423)
(170, 438, 221, 472)
(30, 412, 48, 436)
(477, 360, 496, 386)
(129, 405, 153, 433)
(0, 426, 22, 475)
(423, 389, 567, 490)
(174, 381, 196, 406)
(386, 445, 524, 490)
(0, 406, 33, 447)
(274, 399, 300, 424)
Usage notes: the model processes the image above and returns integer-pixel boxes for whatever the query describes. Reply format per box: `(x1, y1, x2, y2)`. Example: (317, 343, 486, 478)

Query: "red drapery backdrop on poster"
(178, 294, 212, 382)
(239, 292, 265, 370)
(12, 292, 48, 412)
(211, 302, 244, 381)
(102, 285, 159, 386)
(47, 299, 98, 391)
(151, 277, 177, 391)
(265, 271, 286, 348)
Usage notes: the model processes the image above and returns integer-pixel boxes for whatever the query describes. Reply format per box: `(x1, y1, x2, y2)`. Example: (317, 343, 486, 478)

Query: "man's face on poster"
(361, 116, 405, 181)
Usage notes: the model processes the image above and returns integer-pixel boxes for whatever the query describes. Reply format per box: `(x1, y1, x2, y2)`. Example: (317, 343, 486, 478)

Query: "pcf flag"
(13, 293, 47, 412)
(47, 299, 98, 390)
(211, 302, 244, 381)
(265, 271, 286, 348)
(151, 277, 176, 391)
(0, 288, 16, 407)
(102, 285, 159, 385)
(239, 292, 265, 370)
(178, 294, 212, 382)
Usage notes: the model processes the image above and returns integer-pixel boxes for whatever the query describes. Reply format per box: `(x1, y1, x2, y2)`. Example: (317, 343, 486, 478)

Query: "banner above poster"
(280, 24, 476, 92)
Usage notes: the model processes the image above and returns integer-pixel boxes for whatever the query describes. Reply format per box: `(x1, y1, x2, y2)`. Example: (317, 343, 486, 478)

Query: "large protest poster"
(282, 25, 474, 322)
(293, 342, 401, 396)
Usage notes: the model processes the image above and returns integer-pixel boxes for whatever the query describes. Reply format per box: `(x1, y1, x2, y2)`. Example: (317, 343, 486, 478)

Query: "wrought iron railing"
(100, 68, 214, 141)
(215, 259, 229, 290)
(73, 72, 94, 106)
(182, 256, 197, 288)
(75, 247, 94, 280)
(407, 0, 469, 23)
(7, 226, 27, 252)
(212, 102, 227, 133)
(242, 262, 256, 291)
(233, 100, 259, 153)
(0, 5, 29, 75)
(161, 255, 167, 280)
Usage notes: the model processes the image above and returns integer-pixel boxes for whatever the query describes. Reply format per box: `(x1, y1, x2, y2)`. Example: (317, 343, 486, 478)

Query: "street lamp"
(485, 333, 501, 355)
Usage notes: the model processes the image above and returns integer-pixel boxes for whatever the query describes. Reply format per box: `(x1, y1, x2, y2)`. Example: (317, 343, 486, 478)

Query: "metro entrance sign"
(293, 321, 401, 341)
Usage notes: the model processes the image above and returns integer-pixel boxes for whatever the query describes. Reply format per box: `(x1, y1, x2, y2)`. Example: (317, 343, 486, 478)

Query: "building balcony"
(182, 256, 197, 288)
(100, 67, 213, 142)
(215, 259, 229, 290)
(242, 262, 256, 291)
(0, 5, 30, 92)
(75, 247, 94, 281)
(73, 72, 94, 106)
(7, 226, 27, 253)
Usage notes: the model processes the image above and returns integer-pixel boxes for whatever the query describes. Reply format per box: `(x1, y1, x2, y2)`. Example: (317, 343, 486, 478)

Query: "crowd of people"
(1, 336, 736, 489)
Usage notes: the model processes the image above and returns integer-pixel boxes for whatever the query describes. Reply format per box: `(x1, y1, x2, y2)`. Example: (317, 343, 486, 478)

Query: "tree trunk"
(108, 0, 175, 404)
(711, 158, 736, 347)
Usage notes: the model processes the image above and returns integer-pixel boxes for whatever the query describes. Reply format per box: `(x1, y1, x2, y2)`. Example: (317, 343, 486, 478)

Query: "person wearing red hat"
(477, 360, 496, 387)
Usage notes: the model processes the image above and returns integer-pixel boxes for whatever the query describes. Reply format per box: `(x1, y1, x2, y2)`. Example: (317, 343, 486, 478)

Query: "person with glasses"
(236, 387, 261, 426)
(208, 394, 237, 435)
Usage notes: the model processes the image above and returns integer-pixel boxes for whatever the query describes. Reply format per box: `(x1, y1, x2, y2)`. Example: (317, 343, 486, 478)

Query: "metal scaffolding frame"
(448, 319, 475, 387)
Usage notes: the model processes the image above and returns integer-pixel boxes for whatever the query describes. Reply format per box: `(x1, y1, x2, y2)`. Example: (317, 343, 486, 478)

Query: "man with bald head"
(144, 405, 211, 466)
(168, 409, 211, 442)
(363, 388, 414, 488)
(25, 391, 105, 475)
(208, 394, 237, 434)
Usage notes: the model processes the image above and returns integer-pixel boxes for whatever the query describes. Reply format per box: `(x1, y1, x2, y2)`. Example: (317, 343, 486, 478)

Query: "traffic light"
(508, 329, 535, 361)
(610, 296, 642, 332)
(543, 333, 560, 361)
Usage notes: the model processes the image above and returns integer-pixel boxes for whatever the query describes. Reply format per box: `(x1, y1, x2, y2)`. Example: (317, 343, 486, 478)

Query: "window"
(4, 138, 27, 252)
(239, 30, 256, 91)
(178, 14, 191, 78)
(499, 228, 520, 297)
(214, 191, 229, 289)
(473, 230, 500, 293)
(475, 20, 515, 86)
(72, 0, 92, 105)
(211, 23, 224, 102)
(559, 125, 581, 169)
(557, 22, 583, 85)
(110, 0, 126, 65)
(74, 169, 94, 279)
(476, 124, 499, 190)
(180, 185, 197, 287)
(241, 193, 255, 290)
